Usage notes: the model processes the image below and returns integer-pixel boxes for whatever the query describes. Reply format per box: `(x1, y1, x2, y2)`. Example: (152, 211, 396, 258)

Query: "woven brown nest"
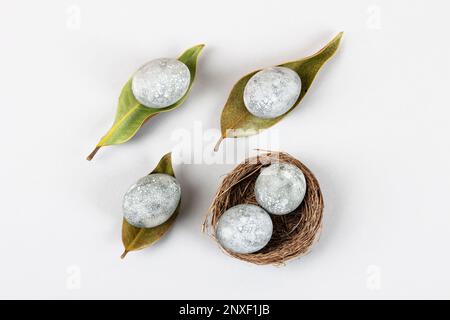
(203, 151, 324, 265)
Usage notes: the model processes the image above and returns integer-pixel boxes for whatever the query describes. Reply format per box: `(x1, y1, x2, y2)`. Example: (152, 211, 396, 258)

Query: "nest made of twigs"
(203, 151, 324, 265)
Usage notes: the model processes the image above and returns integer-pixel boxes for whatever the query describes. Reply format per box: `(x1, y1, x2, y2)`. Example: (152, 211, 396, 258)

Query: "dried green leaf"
(214, 33, 343, 151)
(120, 152, 180, 259)
(87, 44, 205, 160)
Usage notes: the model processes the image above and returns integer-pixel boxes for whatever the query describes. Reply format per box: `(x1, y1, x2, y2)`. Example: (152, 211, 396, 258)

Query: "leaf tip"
(193, 44, 206, 56)
(334, 32, 344, 43)
(184, 43, 206, 57)
(86, 146, 101, 161)
(162, 152, 172, 162)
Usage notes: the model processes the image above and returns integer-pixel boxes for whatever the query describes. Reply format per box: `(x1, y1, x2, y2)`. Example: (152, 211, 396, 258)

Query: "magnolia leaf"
(87, 44, 205, 160)
(121, 152, 180, 259)
(214, 33, 343, 151)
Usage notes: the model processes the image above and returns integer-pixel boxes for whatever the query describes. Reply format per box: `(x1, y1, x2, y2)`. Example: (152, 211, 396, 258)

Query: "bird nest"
(203, 151, 324, 265)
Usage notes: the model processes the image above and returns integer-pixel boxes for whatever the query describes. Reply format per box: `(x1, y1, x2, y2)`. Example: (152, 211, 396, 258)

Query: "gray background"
(1, 0, 449, 299)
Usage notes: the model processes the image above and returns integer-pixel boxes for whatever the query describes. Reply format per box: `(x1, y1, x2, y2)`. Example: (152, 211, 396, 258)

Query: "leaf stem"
(86, 146, 101, 161)
(120, 250, 128, 259)
(214, 136, 224, 152)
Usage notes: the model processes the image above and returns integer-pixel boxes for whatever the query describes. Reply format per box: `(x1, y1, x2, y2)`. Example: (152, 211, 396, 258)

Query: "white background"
(1, 0, 449, 299)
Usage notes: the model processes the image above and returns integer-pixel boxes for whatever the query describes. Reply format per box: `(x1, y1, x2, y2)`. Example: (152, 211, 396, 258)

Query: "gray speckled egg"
(255, 163, 306, 215)
(131, 58, 190, 108)
(243, 66, 301, 119)
(123, 173, 181, 228)
(216, 204, 273, 254)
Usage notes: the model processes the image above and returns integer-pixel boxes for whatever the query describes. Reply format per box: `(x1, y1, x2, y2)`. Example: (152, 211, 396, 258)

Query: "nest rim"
(203, 151, 324, 265)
